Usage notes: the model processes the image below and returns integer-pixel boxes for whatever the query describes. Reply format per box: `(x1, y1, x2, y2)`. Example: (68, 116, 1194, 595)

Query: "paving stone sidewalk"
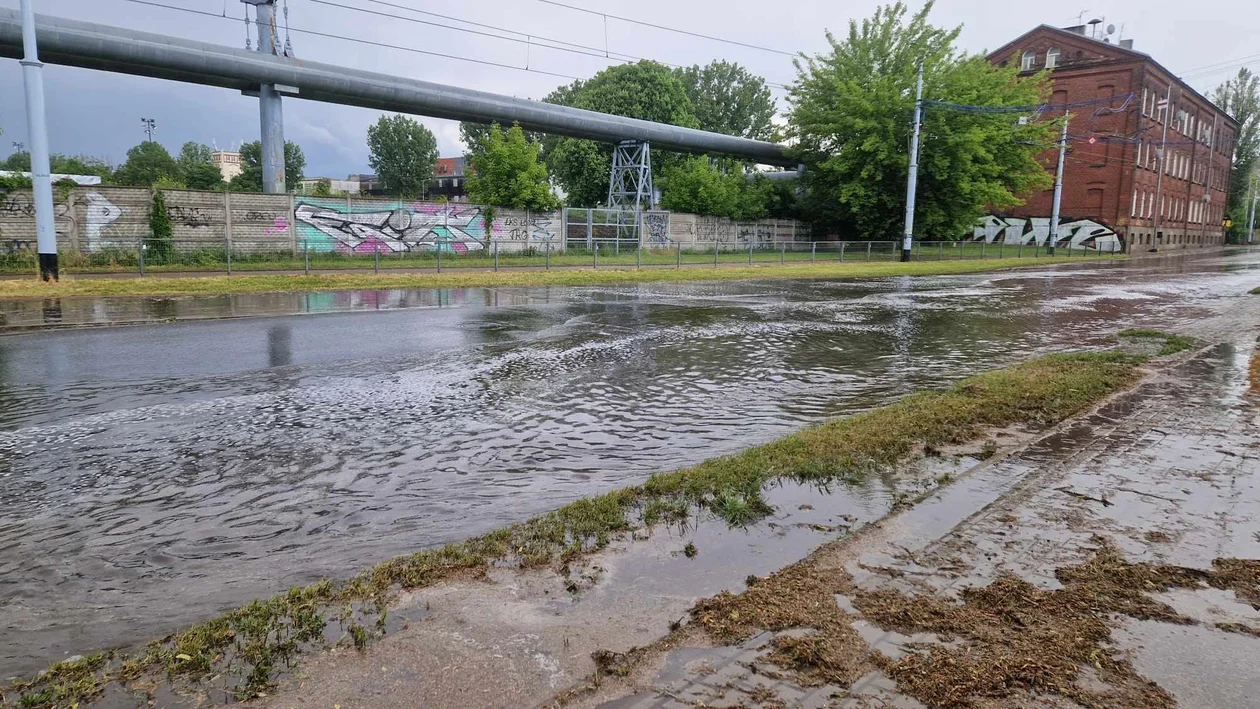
(592, 341, 1260, 709)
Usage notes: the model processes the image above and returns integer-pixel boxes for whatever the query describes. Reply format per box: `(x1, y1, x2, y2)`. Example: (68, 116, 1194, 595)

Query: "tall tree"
(176, 142, 224, 190)
(547, 62, 697, 206)
(676, 61, 776, 139)
(2, 151, 31, 171)
(660, 157, 778, 219)
(789, 1, 1053, 239)
(1212, 68, 1259, 239)
(114, 141, 179, 187)
(461, 80, 584, 163)
(229, 140, 306, 192)
(466, 123, 560, 210)
(367, 114, 439, 197)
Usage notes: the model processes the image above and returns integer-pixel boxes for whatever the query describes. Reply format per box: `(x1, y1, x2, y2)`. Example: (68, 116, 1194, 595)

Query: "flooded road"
(1, 249, 1258, 677)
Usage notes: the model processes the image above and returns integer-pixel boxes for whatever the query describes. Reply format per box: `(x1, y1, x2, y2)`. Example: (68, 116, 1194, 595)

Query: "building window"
(1132, 189, 1137, 217)
(1021, 50, 1036, 71)
(1046, 47, 1060, 68)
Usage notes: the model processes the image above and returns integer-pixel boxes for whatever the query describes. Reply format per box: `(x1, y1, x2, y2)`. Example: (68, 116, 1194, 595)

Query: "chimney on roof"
(1064, 24, 1087, 35)
(1119, 38, 1134, 49)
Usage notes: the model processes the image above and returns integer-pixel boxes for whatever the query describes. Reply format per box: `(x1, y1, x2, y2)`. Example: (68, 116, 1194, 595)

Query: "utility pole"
(141, 117, 156, 142)
(1047, 112, 1070, 256)
(1248, 177, 1257, 245)
(245, 0, 286, 194)
(901, 62, 924, 263)
(1150, 83, 1173, 252)
(18, 0, 57, 281)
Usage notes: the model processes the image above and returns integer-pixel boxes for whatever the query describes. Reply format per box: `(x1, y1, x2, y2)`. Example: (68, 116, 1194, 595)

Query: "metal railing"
(0, 238, 1120, 276)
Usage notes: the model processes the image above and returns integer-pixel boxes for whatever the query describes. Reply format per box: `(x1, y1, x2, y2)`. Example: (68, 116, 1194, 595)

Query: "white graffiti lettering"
(972, 215, 1123, 252)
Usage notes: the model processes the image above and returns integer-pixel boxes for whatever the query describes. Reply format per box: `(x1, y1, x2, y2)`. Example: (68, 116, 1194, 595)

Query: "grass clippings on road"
(0, 255, 1107, 300)
(0, 349, 1147, 708)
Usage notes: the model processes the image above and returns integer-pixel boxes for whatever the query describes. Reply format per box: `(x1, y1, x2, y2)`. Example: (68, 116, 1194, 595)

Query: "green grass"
(0, 348, 1147, 708)
(1250, 286, 1260, 295)
(0, 254, 1120, 300)
(1117, 328, 1196, 355)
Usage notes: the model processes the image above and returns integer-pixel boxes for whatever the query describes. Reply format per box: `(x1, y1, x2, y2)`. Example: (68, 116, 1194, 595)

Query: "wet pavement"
(575, 316, 1260, 707)
(1, 249, 1258, 679)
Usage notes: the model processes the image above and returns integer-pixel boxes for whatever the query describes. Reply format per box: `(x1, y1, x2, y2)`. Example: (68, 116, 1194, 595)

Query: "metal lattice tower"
(607, 141, 653, 246)
(607, 141, 653, 211)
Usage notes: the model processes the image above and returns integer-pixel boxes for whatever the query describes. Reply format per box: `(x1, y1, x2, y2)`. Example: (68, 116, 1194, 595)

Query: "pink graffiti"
(263, 216, 290, 237)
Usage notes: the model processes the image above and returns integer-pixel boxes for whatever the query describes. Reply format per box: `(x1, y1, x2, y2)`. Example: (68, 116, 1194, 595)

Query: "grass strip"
(0, 255, 1110, 300)
(0, 349, 1146, 708)
(1116, 328, 1196, 355)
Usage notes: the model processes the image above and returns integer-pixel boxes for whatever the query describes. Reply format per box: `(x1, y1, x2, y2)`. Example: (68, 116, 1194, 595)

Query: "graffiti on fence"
(1, 193, 35, 217)
(644, 211, 669, 244)
(495, 213, 558, 242)
(169, 205, 211, 228)
(294, 201, 488, 253)
(263, 216, 290, 238)
(84, 192, 122, 250)
(972, 215, 1123, 251)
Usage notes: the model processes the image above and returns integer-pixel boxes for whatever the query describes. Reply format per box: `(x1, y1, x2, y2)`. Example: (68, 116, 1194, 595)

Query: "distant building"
(428, 157, 468, 202)
(211, 151, 242, 182)
(988, 24, 1237, 250)
(297, 177, 362, 196)
(347, 173, 385, 196)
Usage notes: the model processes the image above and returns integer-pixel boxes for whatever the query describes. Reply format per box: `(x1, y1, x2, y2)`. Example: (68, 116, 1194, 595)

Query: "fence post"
(287, 193, 297, 254)
(374, 245, 379, 273)
(594, 242, 598, 269)
(981, 242, 985, 260)
(636, 242, 641, 269)
(748, 238, 753, 264)
(546, 241, 551, 270)
(226, 232, 232, 275)
(867, 241, 872, 261)
(781, 242, 785, 264)
(586, 209, 593, 249)
(999, 241, 1004, 259)
(677, 241, 682, 269)
(304, 241, 310, 275)
(138, 239, 145, 276)
(938, 241, 944, 260)
(714, 240, 719, 267)
(224, 190, 235, 263)
(494, 241, 499, 271)
(840, 241, 846, 261)
(437, 243, 442, 272)
(1018, 242, 1023, 258)
(811, 242, 816, 263)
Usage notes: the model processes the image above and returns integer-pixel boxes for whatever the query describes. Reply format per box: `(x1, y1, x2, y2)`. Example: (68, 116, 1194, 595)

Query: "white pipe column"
(900, 63, 924, 263)
(1047, 112, 1070, 256)
(249, 0, 285, 194)
(19, 0, 57, 280)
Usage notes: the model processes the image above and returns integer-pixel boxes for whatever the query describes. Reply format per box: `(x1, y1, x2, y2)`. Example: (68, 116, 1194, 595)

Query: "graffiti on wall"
(644, 212, 669, 244)
(84, 192, 122, 250)
(972, 215, 1123, 252)
(495, 213, 557, 242)
(295, 202, 488, 253)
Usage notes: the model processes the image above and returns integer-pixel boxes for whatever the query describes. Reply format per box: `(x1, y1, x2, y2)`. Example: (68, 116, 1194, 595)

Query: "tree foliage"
(676, 61, 776, 139)
(467, 123, 560, 210)
(547, 62, 698, 206)
(176, 142, 225, 190)
(114, 141, 179, 187)
(1212, 68, 1259, 239)
(148, 189, 174, 261)
(3, 152, 113, 180)
(367, 114, 439, 197)
(659, 157, 778, 219)
(788, 1, 1053, 239)
(229, 141, 306, 192)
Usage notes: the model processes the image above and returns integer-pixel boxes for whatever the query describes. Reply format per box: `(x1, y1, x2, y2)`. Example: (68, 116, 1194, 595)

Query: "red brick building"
(988, 25, 1238, 250)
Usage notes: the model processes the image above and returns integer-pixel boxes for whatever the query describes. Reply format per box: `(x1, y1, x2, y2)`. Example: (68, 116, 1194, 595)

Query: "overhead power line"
(313, 0, 791, 89)
(923, 93, 1135, 115)
(536, 0, 798, 58)
(121, 0, 581, 80)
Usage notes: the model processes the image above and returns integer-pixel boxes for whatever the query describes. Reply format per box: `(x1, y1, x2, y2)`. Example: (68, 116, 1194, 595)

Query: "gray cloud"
(1, 0, 1254, 178)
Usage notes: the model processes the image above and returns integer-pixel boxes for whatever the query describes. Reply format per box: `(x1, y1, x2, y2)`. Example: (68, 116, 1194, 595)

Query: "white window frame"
(1046, 47, 1060, 68)
(1021, 50, 1036, 71)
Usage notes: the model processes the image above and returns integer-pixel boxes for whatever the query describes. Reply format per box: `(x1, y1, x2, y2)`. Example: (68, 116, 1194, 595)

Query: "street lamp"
(141, 117, 156, 142)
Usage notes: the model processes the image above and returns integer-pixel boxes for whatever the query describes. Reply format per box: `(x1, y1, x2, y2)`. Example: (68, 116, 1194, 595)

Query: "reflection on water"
(0, 249, 1257, 677)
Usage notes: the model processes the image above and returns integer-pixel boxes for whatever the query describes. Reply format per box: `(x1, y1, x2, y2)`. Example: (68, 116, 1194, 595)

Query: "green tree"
(1213, 68, 1259, 240)
(461, 80, 584, 164)
(311, 178, 333, 196)
(660, 157, 777, 219)
(367, 114, 439, 197)
(176, 142, 224, 190)
(788, 1, 1053, 239)
(2, 151, 31, 171)
(229, 140, 306, 192)
(547, 62, 698, 206)
(467, 123, 560, 210)
(148, 189, 174, 261)
(52, 155, 113, 180)
(676, 61, 776, 139)
(114, 141, 179, 187)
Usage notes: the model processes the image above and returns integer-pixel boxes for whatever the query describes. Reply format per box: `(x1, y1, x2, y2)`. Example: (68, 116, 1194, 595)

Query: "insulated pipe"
(0, 9, 796, 166)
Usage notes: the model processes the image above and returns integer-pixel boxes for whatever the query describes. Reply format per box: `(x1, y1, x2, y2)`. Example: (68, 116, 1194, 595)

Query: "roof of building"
(988, 24, 1239, 127)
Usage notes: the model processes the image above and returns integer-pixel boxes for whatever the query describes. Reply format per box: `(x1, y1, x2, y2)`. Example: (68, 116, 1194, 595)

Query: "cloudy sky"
(0, 0, 1255, 177)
